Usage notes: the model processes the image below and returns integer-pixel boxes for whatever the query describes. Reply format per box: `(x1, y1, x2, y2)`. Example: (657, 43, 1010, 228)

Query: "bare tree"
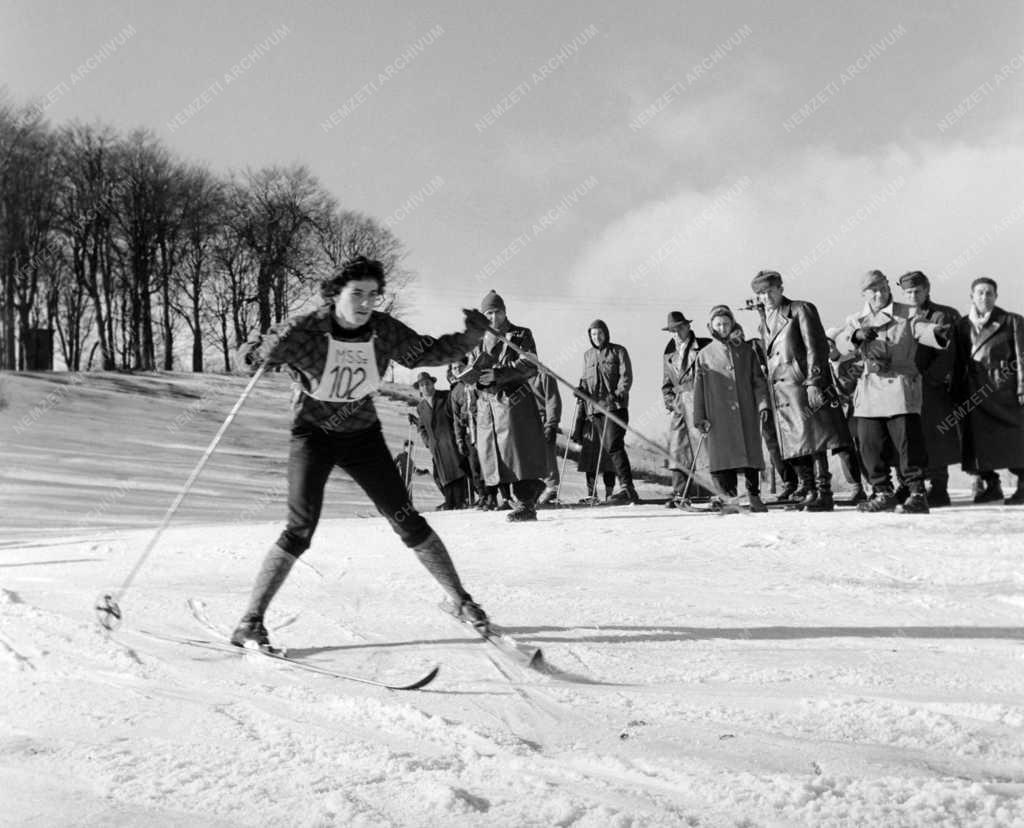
(315, 209, 415, 318)
(53, 122, 121, 370)
(227, 165, 335, 332)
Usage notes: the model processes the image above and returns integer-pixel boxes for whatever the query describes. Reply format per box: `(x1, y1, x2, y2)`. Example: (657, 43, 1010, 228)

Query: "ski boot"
(230, 615, 283, 655)
(443, 597, 490, 632)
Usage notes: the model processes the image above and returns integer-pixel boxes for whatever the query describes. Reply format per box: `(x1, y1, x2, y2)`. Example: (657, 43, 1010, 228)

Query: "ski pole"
(555, 397, 581, 502)
(591, 415, 609, 503)
(95, 365, 267, 631)
(473, 315, 685, 467)
(678, 430, 707, 505)
(404, 421, 415, 491)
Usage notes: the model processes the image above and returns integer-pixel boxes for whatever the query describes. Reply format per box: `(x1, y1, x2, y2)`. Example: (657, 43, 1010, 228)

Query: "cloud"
(568, 135, 1024, 324)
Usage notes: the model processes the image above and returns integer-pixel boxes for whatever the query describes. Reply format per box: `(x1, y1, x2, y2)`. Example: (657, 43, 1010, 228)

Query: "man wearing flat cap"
(751, 270, 851, 511)
(661, 310, 712, 505)
(897, 271, 961, 506)
(950, 277, 1024, 505)
(465, 290, 548, 521)
(415, 371, 467, 509)
(835, 269, 950, 513)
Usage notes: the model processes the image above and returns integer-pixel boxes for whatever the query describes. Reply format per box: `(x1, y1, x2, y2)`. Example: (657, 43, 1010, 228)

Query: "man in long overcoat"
(951, 277, 1024, 505)
(467, 290, 548, 521)
(415, 372, 467, 509)
(835, 269, 950, 513)
(661, 311, 713, 505)
(897, 271, 961, 507)
(751, 270, 850, 511)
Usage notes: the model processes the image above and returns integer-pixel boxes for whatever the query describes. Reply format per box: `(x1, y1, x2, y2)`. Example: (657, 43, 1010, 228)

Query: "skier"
(230, 256, 491, 651)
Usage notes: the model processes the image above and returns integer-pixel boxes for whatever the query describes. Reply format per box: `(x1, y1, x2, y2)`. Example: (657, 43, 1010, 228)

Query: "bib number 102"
(326, 365, 366, 401)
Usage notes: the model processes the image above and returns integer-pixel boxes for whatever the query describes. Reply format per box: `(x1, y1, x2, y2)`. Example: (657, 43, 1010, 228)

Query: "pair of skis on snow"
(141, 598, 546, 692)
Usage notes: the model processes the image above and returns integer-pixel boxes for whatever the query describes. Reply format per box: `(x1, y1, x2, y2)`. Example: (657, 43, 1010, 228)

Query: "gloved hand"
(806, 386, 825, 410)
(851, 326, 879, 345)
(544, 425, 558, 443)
(236, 340, 263, 374)
(462, 308, 490, 343)
(696, 419, 711, 433)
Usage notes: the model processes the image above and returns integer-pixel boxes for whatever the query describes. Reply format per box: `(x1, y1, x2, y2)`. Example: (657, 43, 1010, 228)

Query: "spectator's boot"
(745, 489, 769, 513)
(789, 464, 817, 511)
(926, 479, 951, 508)
(805, 463, 834, 512)
(974, 472, 1004, 503)
(1005, 476, 1024, 505)
(857, 489, 897, 512)
(774, 480, 799, 503)
(897, 492, 930, 514)
(893, 483, 911, 505)
(850, 484, 868, 504)
(506, 502, 537, 522)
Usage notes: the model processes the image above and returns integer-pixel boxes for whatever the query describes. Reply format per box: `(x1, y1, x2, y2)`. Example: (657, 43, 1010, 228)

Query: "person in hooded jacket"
(693, 305, 771, 511)
(579, 319, 640, 503)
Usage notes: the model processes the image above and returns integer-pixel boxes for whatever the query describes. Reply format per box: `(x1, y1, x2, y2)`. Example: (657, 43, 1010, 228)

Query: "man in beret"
(750, 270, 851, 511)
(950, 277, 1024, 505)
(661, 311, 712, 505)
(415, 371, 468, 509)
(835, 269, 950, 513)
(897, 271, 961, 506)
(466, 290, 548, 521)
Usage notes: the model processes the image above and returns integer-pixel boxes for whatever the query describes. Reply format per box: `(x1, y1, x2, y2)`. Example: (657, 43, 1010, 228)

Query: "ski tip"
(395, 665, 440, 691)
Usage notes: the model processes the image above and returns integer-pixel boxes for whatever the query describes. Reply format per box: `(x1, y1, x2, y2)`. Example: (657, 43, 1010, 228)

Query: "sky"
(3, 0, 1023, 430)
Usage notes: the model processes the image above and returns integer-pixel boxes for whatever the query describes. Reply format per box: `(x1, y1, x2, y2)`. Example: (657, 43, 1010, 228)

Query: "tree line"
(0, 90, 412, 373)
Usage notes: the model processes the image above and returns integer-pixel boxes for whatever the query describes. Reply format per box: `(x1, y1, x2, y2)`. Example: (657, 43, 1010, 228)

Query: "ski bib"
(310, 335, 381, 403)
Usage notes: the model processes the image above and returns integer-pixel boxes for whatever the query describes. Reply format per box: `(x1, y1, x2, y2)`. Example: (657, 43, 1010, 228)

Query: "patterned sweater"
(242, 306, 474, 433)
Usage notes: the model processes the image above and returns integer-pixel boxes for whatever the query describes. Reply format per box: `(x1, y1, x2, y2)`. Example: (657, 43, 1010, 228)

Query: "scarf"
(968, 305, 992, 335)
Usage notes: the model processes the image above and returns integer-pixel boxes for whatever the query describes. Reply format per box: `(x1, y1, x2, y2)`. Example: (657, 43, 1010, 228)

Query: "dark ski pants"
(278, 424, 432, 557)
(592, 410, 634, 488)
(712, 467, 760, 498)
(856, 414, 927, 494)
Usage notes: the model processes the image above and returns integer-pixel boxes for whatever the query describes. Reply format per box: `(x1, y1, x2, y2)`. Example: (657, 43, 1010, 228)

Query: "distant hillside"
(3, 371, 662, 543)
(0, 372, 443, 541)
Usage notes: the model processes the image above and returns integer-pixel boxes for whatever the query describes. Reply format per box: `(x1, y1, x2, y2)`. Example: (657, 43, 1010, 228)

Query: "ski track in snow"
(1, 507, 1024, 827)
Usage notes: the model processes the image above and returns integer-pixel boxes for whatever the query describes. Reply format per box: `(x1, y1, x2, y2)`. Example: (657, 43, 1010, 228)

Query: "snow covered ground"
(3, 372, 1024, 826)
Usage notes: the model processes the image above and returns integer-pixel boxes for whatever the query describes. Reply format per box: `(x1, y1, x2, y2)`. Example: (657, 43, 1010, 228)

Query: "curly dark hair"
(319, 255, 386, 301)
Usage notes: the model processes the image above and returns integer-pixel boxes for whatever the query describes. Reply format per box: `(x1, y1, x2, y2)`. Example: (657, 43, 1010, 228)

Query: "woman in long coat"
(467, 291, 548, 521)
(952, 277, 1024, 504)
(693, 305, 770, 509)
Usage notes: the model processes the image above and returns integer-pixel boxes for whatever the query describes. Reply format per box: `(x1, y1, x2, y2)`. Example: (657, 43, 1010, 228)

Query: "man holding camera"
(750, 270, 850, 511)
(835, 269, 950, 513)
(897, 271, 961, 507)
